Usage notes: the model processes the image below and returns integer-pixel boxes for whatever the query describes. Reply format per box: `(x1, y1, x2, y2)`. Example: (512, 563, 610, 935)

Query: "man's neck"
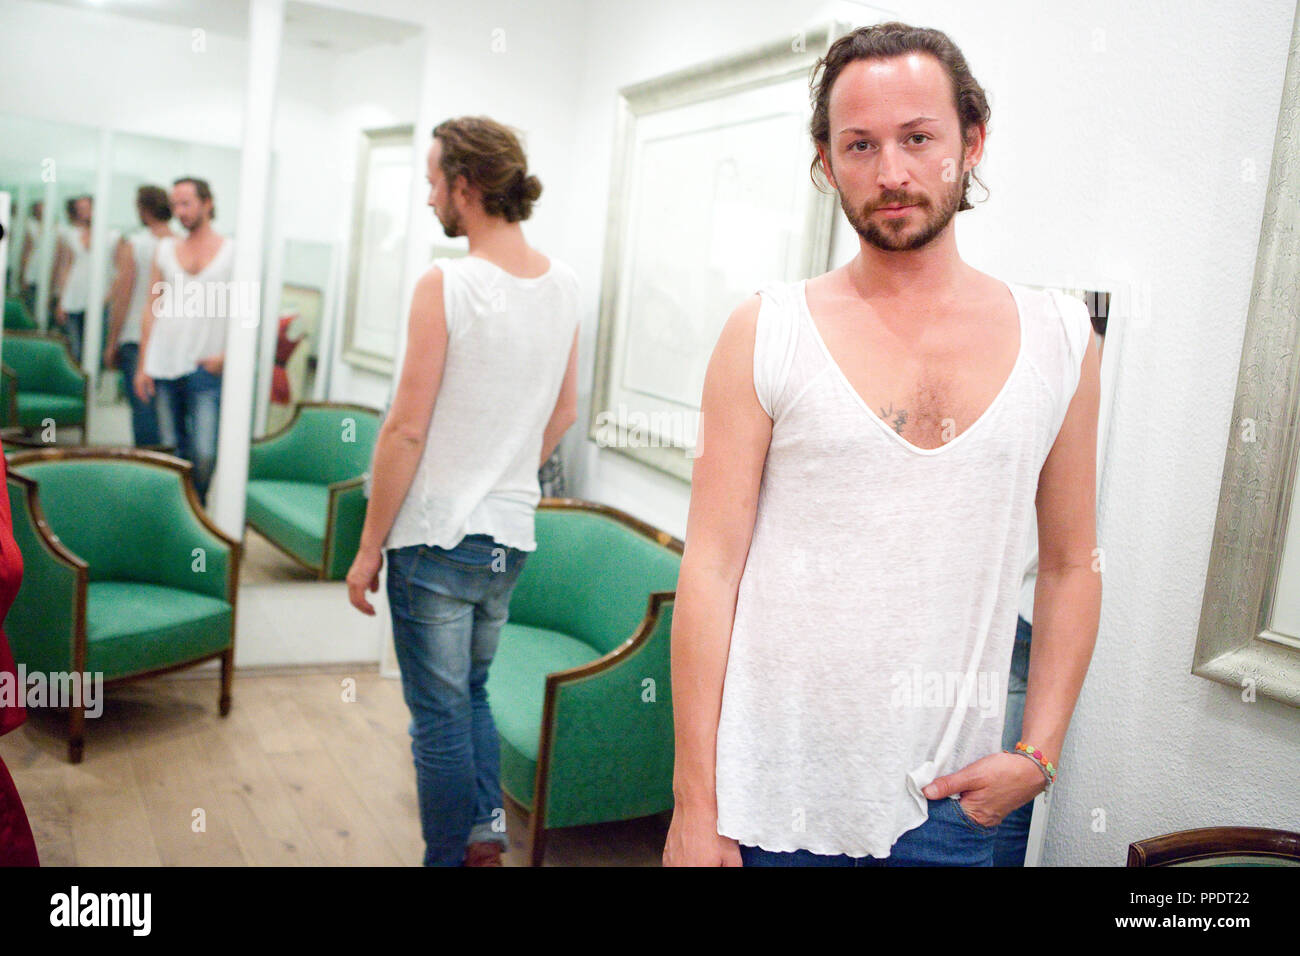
(185, 221, 216, 243)
(846, 235, 970, 304)
(463, 217, 527, 259)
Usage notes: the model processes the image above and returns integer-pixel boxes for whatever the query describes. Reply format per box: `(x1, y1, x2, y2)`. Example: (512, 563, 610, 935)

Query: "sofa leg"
(529, 814, 548, 867)
(219, 649, 234, 716)
(68, 703, 85, 764)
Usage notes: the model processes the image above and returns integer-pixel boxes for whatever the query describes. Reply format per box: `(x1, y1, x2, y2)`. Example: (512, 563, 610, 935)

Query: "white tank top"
(383, 255, 581, 553)
(122, 229, 168, 345)
(713, 277, 1093, 858)
(144, 235, 235, 379)
(21, 220, 46, 285)
(59, 224, 92, 312)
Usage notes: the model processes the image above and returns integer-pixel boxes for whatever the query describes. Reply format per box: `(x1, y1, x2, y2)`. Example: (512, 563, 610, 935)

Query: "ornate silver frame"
(1194, 3, 1300, 708)
(342, 124, 414, 375)
(588, 22, 848, 481)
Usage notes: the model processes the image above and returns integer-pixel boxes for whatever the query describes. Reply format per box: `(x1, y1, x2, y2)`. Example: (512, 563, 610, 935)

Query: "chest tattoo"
(879, 401, 909, 435)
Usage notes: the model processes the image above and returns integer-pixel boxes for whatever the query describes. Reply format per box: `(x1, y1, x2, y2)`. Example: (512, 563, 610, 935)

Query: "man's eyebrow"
(838, 116, 940, 136)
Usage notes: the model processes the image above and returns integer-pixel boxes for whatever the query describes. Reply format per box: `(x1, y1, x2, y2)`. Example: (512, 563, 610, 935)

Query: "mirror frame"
(1194, 3, 1300, 708)
(341, 123, 414, 375)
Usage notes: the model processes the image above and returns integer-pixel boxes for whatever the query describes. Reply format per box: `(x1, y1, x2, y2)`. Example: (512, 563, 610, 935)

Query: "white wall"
(325, 0, 589, 411)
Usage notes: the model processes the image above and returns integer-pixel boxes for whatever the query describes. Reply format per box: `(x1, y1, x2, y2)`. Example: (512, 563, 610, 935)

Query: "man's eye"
(908, 133, 930, 144)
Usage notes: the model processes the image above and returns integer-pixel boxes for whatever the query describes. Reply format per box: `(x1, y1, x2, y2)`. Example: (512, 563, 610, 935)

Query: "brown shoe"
(463, 842, 505, 867)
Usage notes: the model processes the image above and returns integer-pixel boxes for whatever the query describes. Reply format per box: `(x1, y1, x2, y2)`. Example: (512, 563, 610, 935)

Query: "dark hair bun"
(517, 173, 542, 202)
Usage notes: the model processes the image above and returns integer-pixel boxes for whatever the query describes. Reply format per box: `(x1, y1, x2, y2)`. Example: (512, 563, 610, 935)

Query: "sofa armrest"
(248, 426, 310, 482)
(48, 344, 88, 397)
(0, 364, 18, 428)
(534, 592, 677, 830)
(162, 480, 240, 604)
(324, 476, 367, 580)
(5, 471, 87, 674)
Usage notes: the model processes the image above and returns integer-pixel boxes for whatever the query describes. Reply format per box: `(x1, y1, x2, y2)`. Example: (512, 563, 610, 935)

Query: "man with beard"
(346, 117, 580, 867)
(664, 22, 1101, 866)
(134, 177, 233, 506)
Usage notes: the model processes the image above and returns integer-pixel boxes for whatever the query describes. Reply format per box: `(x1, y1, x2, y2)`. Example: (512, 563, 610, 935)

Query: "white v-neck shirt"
(383, 254, 581, 553)
(143, 235, 234, 379)
(713, 277, 1093, 858)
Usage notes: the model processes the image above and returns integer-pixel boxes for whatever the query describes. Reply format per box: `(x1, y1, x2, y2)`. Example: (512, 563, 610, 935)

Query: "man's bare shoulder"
(714, 292, 763, 357)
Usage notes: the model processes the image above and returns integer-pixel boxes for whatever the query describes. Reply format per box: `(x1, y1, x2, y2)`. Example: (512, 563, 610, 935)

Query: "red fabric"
(0, 443, 39, 865)
(271, 312, 306, 405)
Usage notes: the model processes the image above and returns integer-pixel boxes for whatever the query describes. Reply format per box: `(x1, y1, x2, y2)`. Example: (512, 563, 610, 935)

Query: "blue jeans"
(154, 365, 222, 505)
(993, 614, 1034, 866)
(386, 533, 529, 867)
(114, 342, 160, 447)
(59, 310, 84, 364)
(740, 795, 1000, 866)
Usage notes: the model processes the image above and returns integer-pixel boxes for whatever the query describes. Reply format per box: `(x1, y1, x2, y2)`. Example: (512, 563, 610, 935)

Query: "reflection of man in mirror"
(18, 200, 44, 316)
(134, 176, 234, 506)
(345, 116, 581, 867)
(52, 195, 114, 363)
(665, 22, 1102, 867)
(106, 185, 176, 449)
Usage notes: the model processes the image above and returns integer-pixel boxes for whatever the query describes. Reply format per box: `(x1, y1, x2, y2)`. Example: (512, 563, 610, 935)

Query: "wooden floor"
(0, 668, 669, 866)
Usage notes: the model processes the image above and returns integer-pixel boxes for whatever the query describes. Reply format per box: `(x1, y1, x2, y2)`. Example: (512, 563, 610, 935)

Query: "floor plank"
(0, 668, 668, 866)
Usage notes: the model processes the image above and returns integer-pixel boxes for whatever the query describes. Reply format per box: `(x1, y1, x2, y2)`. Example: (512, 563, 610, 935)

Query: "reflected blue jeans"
(386, 534, 529, 867)
(154, 365, 221, 505)
(114, 342, 160, 447)
(740, 795, 1000, 866)
(59, 310, 84, 365)
(993, 614, 1034, 866)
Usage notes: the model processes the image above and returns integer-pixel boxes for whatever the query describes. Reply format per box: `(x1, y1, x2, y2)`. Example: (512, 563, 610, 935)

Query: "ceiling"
(28, 0, 423, 53)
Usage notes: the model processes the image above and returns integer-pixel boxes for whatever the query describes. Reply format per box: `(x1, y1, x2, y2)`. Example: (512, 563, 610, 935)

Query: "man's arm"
(538, 325, 579, 466)
(133, 259, 164, 401)
(1020, 331, 1103, 768)
(346, 267, 447, 614)
(922, 327, 1101, 820)
(19, 231, 34, 285)
(51, 237, 70, 308)
(105, 239, 134, 359)
(663, 294, 771, 867)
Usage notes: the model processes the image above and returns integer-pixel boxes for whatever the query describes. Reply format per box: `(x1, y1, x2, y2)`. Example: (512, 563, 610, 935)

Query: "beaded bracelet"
(1006, 749, 1053, 789)
(1012, 742, 1057, 787)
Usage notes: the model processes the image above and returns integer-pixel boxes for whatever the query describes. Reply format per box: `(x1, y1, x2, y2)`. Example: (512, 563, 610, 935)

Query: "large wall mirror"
(1195, 6, 1300, 708)
(0, 113, 100, 334)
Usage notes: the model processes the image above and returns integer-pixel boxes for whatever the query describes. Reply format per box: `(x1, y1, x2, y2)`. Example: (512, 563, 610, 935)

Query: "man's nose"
(875, 143, 909, 190)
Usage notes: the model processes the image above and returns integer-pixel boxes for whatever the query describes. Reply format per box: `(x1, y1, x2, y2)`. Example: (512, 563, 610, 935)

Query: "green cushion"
(487, 622, 603, 808)
(508, 510, 681, 655)
(17, 391, 85, 427)
(86, 581, 232, 679)
(246, 479, 329, 567)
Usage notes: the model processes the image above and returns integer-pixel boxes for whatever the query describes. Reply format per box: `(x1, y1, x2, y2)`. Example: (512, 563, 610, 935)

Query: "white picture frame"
(589, 23, 848, 481)
(342, 125, 414, 375)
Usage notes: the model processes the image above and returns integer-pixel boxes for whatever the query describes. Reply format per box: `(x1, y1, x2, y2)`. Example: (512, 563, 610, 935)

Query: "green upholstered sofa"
(487, 499, 683, 865)
(1, 330, 87, 441)
(245, 401, 382, 580)
(4, 297, 38, 331)
(6, 448, 241, 762)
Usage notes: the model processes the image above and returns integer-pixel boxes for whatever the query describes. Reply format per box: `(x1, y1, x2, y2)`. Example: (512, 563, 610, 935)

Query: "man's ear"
(816, 144, 837, 191)
(962, 121, 986, 171)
